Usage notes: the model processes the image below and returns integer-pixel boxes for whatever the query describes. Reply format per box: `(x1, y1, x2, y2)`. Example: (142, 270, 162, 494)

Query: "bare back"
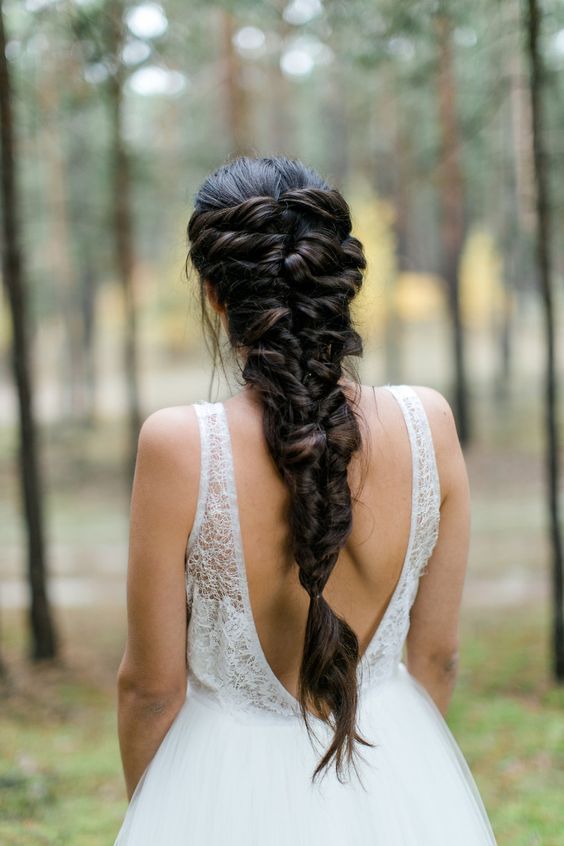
(222, 382, 439, 700)
(120, 378, 468, 730)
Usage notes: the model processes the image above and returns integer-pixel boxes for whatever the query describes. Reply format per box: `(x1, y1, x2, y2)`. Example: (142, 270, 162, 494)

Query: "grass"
(448, 609, 564, 846)
(0, 609, 126, 845)
(0, 605, 562, 845)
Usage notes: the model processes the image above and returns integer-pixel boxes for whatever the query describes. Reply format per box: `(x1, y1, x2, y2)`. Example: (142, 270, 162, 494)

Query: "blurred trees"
(71, 0, 148, 479)
(106, 0, 142, 481)
(220, 9, 251, 156)
(524, 0, 563, 680)
(0, 0, 58, 660)
(0, 0, 562, 676)
(434, 7, 469, 443)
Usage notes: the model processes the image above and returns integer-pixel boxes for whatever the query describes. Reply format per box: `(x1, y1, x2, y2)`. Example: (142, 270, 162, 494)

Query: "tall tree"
(524, 0, 563, 681)
(107, 0, 142, 481)
(378, 74, 409, 385)
(434, 5, 470, 443)
(220, 9, 250, 156)
(495, 0, 536, 397)
(0, 0, 58, 661)
(268, 0, 294, 155)
(40, 47, 86, 419)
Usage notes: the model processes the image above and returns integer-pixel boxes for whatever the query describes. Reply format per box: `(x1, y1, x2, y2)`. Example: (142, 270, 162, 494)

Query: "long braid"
(187, 156, 373, 783)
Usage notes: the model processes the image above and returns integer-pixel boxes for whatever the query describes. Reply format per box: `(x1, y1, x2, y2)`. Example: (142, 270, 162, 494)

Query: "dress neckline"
(216, 386, 419, 716)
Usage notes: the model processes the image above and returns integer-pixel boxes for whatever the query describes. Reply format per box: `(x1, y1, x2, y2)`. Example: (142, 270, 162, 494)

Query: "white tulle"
(115, 664, 496, 845)
(113, 385, 498, 844)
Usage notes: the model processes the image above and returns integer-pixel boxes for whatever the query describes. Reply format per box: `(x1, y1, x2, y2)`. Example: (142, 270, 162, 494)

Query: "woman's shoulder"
(367, 383, 457, 442)
(135, 404, 202, 491)
(403, 385, 461, 463)
(138, 404, 200, 450)
(362, 383, 462, 507)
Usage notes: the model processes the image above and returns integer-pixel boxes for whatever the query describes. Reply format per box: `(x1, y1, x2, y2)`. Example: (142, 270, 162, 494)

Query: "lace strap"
(185, 401, 218, 558)
(383, 384, 441, 583)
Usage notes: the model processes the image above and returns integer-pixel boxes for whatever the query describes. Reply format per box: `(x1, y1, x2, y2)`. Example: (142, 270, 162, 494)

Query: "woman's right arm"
(405, 387, 471, 717)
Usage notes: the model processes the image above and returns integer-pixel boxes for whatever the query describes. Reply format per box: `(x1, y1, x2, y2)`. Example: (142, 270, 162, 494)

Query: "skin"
(116, 283, 470, 799)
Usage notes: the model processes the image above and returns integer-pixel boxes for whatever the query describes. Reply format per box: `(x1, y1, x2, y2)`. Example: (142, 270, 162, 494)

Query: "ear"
(204, 279, 225, 315)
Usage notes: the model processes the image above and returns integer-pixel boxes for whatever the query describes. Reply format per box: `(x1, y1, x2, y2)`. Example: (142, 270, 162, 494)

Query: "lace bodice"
(184, 384, 441, 719)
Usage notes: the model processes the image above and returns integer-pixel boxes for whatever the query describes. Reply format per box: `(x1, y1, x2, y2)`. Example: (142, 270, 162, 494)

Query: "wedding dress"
(114, 384, 497, 844)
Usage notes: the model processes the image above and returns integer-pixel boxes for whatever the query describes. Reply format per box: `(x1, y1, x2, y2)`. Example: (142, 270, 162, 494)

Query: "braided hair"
(187, 156, 373, 783)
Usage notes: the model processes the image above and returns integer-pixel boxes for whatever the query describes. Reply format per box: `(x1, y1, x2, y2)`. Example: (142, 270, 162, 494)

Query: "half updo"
(187, 156, 373, 783)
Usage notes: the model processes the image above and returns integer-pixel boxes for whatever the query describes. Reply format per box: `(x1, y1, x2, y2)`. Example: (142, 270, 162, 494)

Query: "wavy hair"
(186, 156, 373, 784)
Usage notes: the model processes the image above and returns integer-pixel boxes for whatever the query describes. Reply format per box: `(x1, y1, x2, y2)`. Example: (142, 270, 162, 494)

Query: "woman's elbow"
(408, 641, 459, 674)
(405, 647, 459, 717)
(432, 648, 460, 679)
(117, 668, 186, 716)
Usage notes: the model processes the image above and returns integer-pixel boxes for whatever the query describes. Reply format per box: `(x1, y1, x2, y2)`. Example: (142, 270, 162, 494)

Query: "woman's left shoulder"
(136, 405, 201, 478)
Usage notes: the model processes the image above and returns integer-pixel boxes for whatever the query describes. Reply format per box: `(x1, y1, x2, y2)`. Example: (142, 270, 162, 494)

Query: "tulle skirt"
(114, 662, 497, 845)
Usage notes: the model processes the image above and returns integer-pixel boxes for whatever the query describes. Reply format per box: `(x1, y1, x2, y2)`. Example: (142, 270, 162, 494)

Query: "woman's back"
(222, 381, 437, 701)
(114, 381, 497, 845)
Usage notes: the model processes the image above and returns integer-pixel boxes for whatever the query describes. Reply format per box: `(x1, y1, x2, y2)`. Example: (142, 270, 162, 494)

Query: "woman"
(113, 156, 497, 844)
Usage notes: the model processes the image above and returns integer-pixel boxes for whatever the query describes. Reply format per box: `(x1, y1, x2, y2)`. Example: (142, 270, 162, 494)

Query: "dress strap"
(382, 384, 441, 585)
(186, 401, 224, 558)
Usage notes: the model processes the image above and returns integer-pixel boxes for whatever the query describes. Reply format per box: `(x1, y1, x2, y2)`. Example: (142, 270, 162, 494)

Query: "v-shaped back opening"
(215, 385, 421, 708)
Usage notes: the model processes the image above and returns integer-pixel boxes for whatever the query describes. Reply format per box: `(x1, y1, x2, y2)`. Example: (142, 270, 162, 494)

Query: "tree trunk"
(435, 11, 470, 443)
(40, 54, 86, 419)
(80, 263, 98, 425)
(107, 0, 142, 482)
(324, 62, 348, 189)
(524, 0, 564, 681)
(220, 10, 250, 157)
(382, 78, 410, 385)
(269, 0, 293, 156)
(0, 0, 58, 661)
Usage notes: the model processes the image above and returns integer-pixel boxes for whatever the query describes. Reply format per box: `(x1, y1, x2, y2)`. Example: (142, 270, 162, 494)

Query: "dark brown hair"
(186, 156, 373, 783)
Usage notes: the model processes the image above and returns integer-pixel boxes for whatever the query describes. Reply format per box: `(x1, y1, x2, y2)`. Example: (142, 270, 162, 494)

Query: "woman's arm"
(405, 387, 471, 717)
(116, 406, 200, 800)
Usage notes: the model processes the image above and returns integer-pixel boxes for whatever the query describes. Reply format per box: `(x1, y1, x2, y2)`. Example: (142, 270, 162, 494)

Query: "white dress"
(114, 384, 498, 845)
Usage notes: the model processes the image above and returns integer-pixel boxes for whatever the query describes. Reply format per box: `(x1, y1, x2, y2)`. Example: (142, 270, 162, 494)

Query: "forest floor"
(0, 603, 563, 845)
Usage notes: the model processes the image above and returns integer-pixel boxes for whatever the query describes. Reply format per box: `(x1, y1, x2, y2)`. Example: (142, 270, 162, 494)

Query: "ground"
(1, 604, 563, 845)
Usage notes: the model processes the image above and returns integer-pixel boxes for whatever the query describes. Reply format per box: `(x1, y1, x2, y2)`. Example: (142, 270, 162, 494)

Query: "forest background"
(1, 0, 563, 843)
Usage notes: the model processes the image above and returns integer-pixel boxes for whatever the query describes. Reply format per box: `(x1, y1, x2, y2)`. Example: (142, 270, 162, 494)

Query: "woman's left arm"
(116, 406, 200, 801)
